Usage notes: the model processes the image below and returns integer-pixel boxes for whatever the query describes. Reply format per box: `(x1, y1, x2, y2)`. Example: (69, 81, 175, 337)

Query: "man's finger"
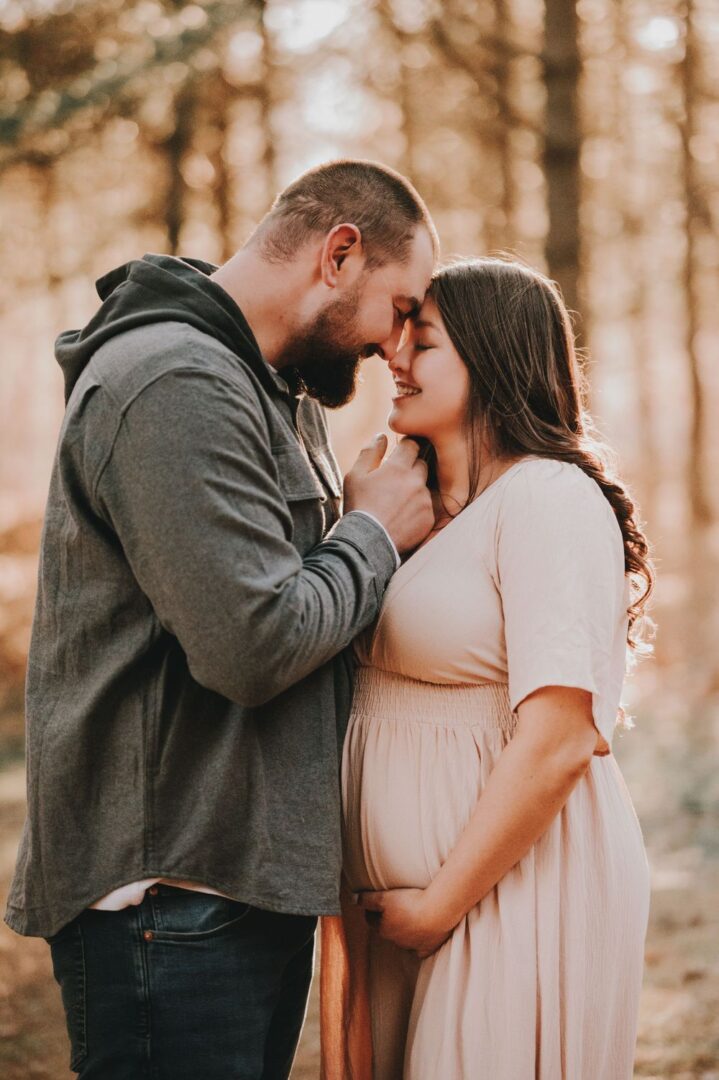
(386, 437, 421, 465)
(413, 456, 429, 480)
(352, 433, 388, 476)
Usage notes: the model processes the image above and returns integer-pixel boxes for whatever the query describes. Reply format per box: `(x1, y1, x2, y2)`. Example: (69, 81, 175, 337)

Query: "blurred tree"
(160, 82, 194, 255)
(487, 0, 515, 252)
(0, 0, 261, 170)
(543, 0, 582, 324)
(375, 1, 419, 182)
(679, 0, 712, 526)
(0, 0, 717, 563)
(257, 0, 279, 206)
(202, 72, 234, 262)
(428, 1, 539, 254)
(612, 0, 659, 523)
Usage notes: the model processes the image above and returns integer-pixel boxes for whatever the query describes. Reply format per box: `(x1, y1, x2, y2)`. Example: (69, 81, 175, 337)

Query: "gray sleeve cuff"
(343, 511, 401, 570)
(326, 511, 399, 589)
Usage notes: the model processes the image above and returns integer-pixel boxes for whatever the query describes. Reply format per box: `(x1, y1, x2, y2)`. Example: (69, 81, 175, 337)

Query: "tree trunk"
(485, 0, 514, 253)
(161, 84, 194, 254)
(542, 0, 582, 328)
(205, 76, 234, 263)
(614, 1, 658, 524)
(397, 39, 420, 184)
(679, 0, 711, 526)
(625, 212, 658, 526)
(258, 0, 278, 204)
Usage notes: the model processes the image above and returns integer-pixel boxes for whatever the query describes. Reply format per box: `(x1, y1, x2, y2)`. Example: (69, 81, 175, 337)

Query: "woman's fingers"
(355, 890, 385, 929)
(355, 890, 385, 911)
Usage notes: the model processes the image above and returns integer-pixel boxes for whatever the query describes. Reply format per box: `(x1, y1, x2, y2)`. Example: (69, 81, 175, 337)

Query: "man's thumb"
(356, 432, 388, 473)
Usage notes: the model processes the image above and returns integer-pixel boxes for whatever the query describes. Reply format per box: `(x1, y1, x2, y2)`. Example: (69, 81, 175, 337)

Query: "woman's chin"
(388, 417, 414, 436)
(388, 409, 425, 437)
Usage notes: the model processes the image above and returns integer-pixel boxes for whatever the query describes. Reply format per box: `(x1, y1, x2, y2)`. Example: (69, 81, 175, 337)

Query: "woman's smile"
(392, 379, 422, 400)
(387, 297, 471, 437)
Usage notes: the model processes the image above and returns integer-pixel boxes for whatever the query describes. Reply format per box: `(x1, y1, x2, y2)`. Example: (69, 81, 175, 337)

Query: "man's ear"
(320, 223, 363, 286)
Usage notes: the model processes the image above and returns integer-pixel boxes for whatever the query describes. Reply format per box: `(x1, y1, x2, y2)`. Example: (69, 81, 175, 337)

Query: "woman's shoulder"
(507, 454, 597, 486)
(498, 455, 619, 534)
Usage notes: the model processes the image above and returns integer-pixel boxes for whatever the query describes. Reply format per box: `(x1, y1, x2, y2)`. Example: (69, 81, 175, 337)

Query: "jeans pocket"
(47, 922, 87, 1071)
(150, 893, 253, 940)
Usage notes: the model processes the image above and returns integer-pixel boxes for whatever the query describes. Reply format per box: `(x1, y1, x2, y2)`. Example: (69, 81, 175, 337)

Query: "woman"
(321, 258, 653, 1079)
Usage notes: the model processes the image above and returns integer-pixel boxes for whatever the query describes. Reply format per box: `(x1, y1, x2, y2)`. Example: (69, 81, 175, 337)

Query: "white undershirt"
(90, 878, 235, 910)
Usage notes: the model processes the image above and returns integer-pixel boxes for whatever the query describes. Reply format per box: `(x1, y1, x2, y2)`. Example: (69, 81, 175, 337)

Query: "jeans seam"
(75, 922, 88, 1069)
(134, 904, 154, 1078)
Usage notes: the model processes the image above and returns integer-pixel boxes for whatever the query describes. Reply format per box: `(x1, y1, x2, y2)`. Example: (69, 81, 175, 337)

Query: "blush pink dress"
(320, 456, 650, 1080)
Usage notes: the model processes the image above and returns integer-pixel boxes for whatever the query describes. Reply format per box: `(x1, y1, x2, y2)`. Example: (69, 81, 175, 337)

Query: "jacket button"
(143, 930, 154, 942)
(148, 887, 159, 896)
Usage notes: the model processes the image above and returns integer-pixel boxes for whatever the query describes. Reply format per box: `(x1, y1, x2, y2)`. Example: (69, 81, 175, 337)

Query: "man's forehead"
(378, 228, 435, 303)
(402, 226, 436, 300)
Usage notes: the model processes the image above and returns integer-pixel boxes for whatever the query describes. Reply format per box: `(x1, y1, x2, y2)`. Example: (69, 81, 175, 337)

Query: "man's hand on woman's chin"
(355, 886, 454, 959)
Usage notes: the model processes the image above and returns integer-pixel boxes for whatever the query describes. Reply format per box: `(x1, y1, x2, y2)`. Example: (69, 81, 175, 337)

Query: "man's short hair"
(254, 159, 438, 268)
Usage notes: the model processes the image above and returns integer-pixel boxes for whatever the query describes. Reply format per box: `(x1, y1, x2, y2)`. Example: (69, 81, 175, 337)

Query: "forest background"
(0, 0, 717, 1076)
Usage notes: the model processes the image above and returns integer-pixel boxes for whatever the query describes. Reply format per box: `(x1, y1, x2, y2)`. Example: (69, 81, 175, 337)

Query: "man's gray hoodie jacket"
(5, 253, 397, 937)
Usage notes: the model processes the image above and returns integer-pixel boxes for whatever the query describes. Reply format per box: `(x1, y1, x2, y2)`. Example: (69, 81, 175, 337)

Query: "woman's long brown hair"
(424, 257, 654, 650)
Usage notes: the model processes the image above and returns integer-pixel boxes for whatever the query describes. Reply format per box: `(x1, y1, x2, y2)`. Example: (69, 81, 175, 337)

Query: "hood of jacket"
(55, 252, 280, 403)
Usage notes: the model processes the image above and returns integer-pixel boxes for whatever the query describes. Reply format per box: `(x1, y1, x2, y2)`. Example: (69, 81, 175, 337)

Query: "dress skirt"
(321, 666, 651, 1080)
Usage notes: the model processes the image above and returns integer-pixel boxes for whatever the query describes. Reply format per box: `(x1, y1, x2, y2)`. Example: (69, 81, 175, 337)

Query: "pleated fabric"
(321, 459, 651, 1079)
(321, 668, 650, 1080)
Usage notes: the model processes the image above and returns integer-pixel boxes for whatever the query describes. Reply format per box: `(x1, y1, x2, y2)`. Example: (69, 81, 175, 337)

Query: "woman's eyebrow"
(413, 317, 439, 330)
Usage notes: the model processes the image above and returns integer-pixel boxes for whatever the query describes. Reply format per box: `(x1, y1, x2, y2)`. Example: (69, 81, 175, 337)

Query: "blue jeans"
(46, 885, 317, 1079)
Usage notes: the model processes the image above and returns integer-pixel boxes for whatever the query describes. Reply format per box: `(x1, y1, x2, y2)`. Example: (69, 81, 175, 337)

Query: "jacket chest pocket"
(272, 444, 328, 503)
(272, 444, 328, 551)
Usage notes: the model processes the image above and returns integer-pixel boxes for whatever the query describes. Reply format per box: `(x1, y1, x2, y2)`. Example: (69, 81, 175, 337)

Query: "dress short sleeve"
(495, 459, 629, 743)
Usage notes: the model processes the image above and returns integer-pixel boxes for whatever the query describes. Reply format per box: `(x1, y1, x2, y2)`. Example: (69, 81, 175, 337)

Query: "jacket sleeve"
(93, 366, 396, 708)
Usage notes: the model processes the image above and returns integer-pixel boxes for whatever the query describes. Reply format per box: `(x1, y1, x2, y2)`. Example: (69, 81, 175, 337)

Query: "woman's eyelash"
(414, 343, 432, 351)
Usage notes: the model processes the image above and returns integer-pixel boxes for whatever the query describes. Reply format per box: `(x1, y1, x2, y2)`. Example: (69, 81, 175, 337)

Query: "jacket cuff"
(326, 511, 398, 587)
(342, 511, 401, 570)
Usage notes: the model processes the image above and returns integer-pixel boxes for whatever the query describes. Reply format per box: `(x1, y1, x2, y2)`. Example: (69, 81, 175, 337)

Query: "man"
(6, 159, 437, 1077)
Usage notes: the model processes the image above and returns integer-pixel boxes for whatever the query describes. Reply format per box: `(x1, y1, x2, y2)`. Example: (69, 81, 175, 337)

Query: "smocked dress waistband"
(351, 666, 517, 733)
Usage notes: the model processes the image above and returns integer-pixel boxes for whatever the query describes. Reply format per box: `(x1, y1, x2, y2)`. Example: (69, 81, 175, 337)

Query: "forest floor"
(1, 678, 717, 1079)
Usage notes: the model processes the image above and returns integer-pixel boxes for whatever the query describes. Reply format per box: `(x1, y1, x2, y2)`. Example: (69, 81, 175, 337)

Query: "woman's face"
(387, 296, 471, 441)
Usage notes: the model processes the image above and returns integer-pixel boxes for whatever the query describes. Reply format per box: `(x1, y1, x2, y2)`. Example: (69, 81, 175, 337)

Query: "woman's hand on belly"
(355, 887, 455, 959)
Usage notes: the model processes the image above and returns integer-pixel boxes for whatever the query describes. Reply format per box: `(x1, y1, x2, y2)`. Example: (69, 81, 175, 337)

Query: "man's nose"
(378, 321, 405, 363)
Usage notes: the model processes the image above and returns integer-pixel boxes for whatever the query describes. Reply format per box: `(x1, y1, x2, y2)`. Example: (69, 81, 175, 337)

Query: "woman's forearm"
(424, 689, 596, 932)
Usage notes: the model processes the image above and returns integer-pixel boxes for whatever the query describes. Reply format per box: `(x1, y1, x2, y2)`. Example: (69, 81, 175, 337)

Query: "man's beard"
(281, 284, 375, 409)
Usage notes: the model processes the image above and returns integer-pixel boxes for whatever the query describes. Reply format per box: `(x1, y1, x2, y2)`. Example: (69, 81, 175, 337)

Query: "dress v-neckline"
(395, 456, 536, 580)
(363, 457, 538, 659)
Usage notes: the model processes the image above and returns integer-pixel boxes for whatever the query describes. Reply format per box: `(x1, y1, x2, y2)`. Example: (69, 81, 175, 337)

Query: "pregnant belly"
(341, 712, 506, 893)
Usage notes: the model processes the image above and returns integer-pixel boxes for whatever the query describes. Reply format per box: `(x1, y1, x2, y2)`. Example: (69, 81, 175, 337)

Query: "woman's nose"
(387, 339, 412, 376)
